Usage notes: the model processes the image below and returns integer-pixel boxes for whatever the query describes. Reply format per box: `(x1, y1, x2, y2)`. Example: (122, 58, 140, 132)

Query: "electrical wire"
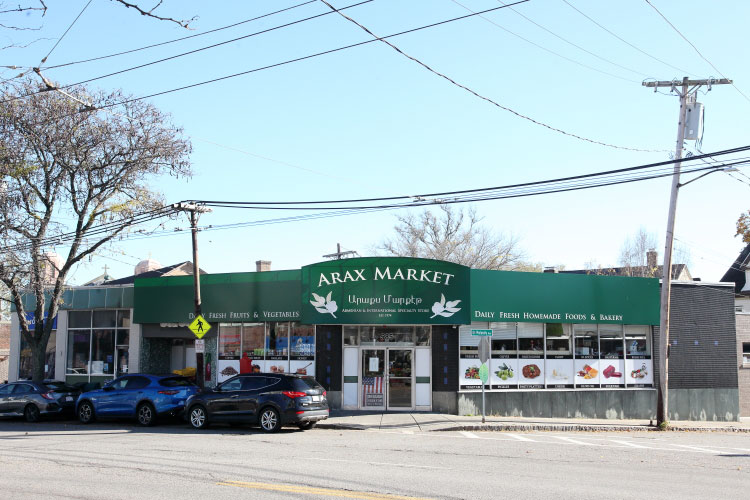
(40, 0, 318, 70)
(318, 0, 663, 153)
(560, 0, 697, 77)
(39, 0, 94, 65)
(643, 0, 750, 105)
(448, 0, 637, 83)
(495, 0, 650, 78)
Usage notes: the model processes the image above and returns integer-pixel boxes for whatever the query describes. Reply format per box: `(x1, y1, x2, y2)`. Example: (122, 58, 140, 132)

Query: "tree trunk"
(31, 338, 46, 382)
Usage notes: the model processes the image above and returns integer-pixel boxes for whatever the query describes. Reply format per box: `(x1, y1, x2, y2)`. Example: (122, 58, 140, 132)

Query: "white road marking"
(302, 456, 450, 470)
(549, 435, 597, 446)
(402, 430, 414, 435)
(671, 444, 726, 454)
(505, 433, 534, 442)
(610, 439, 650, 449)
(459, 431, 479, 439)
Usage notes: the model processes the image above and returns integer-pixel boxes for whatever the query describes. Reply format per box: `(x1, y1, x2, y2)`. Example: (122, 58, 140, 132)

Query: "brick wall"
(0, 322, 9, 350)
(736, 313, 750, 416)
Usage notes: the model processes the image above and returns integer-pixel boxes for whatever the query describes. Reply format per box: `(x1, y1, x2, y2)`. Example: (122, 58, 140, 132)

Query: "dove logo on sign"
(430, 294, 462, 318)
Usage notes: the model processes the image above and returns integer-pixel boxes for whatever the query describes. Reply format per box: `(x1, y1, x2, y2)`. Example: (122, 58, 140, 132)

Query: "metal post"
(481, 373, 486, 424)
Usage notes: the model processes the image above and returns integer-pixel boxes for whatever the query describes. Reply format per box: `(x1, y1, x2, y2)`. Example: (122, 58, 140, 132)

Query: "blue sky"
(4, 0, 749, 283)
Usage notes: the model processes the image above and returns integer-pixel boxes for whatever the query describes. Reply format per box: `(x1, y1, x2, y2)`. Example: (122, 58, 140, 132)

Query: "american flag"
(362, 376, 383, 405)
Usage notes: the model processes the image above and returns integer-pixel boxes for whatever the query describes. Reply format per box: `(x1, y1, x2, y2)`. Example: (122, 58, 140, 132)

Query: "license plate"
(64, 396, 73, 402)
(312, 395, 321, 402)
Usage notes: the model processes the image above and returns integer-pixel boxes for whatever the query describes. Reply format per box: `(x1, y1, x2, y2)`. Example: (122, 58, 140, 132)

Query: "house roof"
(561, 264, 691, 280)
(103, 261, 205, 285)
(719, 244, 750, 294)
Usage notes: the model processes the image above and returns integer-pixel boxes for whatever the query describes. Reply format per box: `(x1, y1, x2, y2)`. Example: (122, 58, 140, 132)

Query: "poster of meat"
(600, 360, 625, 387)
(518, 362, 543, 388)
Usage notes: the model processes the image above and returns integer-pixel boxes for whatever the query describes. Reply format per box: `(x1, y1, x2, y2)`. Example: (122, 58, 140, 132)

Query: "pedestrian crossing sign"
(188, 315, 211, 339)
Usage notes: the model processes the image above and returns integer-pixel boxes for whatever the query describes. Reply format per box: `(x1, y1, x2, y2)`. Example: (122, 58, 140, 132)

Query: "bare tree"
(618, 227, 658, 277)
(379, 205, 528, 270)
(0, 79, 191, 381)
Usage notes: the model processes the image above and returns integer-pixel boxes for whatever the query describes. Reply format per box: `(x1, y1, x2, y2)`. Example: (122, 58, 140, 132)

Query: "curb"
(316, 422, 750, 433)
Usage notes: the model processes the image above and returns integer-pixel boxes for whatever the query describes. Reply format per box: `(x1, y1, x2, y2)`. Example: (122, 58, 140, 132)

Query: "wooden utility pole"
(642, 77, 732, 427)
(173, 202, 212, 388)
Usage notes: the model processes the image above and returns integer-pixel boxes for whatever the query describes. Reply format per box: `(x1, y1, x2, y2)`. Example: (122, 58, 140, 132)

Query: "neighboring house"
(720, 243, 750, 416)
(561, 250, 693, 282)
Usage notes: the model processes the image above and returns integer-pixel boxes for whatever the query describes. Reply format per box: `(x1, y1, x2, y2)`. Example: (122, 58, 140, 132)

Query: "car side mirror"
(103, 386, 114, 392)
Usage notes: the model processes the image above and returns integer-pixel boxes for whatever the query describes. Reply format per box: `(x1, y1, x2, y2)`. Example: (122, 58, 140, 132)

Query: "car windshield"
(159, 377, 195, 387)
(292, 377, 323, 392)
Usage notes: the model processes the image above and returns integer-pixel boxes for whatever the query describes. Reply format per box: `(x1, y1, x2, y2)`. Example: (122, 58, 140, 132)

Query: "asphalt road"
(0, 418, 748, 500)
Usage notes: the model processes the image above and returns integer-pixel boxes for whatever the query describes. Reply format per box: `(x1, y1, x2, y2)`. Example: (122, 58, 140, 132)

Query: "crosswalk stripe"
(505, 433, 534, 442)
(549, 436, 597, 446)
(610, 439, 650, 449)
(459, 431, 479, 439)
(671, 444, 725, 454)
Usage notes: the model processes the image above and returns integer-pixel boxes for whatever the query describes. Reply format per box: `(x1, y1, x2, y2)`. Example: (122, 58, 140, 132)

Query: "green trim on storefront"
(415, 376, 430, 384)
(343, 376, 358, 383)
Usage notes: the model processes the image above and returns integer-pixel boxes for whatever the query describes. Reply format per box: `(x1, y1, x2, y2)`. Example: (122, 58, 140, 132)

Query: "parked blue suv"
(76, 374, 198, 426)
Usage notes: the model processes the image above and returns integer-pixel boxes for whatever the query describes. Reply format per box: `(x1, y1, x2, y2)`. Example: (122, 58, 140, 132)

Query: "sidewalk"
(317, 411, 750, 433)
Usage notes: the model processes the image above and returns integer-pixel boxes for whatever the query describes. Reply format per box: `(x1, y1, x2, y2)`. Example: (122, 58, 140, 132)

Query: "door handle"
(231, 395, 239, 398)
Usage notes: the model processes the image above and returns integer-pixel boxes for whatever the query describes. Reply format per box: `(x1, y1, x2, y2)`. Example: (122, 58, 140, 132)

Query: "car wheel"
(78, 401, 95, 424)
(136, 402, 156, 427)
(189, 405, 208, 429)
(24, 404, 40, 423)
(259, 407, 280, 433)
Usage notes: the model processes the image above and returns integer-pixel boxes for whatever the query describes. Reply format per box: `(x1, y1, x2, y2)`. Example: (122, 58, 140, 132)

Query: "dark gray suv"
(186, 374, 329, 433)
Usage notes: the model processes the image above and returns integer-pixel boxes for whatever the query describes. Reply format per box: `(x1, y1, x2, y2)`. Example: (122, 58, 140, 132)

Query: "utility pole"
(173, 202, 212, 388)
(642, 77, 731, 427)
(322, 243, 358, 260)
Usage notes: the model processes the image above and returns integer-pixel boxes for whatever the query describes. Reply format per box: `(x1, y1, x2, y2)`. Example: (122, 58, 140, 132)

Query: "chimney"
(543, 266, 558, 273)
(256, 260, 271, 272)
(646, 249, 657, 270)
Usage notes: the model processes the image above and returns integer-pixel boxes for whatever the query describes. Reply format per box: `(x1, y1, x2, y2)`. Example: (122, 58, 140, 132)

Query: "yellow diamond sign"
(188, 315, 211, 339)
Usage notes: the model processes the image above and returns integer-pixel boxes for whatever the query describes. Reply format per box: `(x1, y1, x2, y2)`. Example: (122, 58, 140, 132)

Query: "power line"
(11, 0, 374, 102)
(495, 0, 650, 78)
(643, 0, 750, 105)
(41, 0, 318, 70)
(448, 0, 637, 83)
(560, 0, 697, 77)
(321, 0, 663, 153)
(39, 0, 94, 65)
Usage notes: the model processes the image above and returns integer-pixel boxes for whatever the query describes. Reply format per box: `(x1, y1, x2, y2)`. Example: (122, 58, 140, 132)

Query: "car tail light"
(323, 391, 327, 398)
(282, 391, 307, 399)
(158, 390, 179, 395)
(296, 411, 305, 414)
(41, 392, 55, 400)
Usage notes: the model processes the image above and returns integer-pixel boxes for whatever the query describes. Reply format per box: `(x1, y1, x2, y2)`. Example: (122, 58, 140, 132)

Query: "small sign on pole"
(195, 339, 205, 354)
(188, 314, 211, 339)
(471, 329, 492, 337)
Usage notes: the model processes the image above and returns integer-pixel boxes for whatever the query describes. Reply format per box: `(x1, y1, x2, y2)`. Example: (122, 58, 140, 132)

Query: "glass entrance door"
(361, 349, 385, 409)
(387, 349, 413, 409)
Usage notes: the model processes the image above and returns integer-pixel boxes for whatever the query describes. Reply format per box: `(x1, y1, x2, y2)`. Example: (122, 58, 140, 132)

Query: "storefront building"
(8, 257, 741, 420)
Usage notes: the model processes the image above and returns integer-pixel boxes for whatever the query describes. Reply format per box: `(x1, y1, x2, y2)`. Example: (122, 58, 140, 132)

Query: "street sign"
(195, 339, 205, 354)
(471, 329, 492, 336)
(188, 315, 211, 339)
(479, 363, 489, 384)
(478, 337, 490, 363)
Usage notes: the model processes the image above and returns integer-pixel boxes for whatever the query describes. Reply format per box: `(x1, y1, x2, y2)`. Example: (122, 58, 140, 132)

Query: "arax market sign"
(301, 257, 471, 325)
(132, 258, 660, 326)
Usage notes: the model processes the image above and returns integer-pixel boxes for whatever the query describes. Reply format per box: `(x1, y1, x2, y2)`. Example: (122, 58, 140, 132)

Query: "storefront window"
(415, 326, 431, 346)
(241, 323, 265, 357)
(343, 326, 359, 345)
(91, 330, 115, 375)
(574, 325, 598, 358)
(517, 323, 543, 356)
(66, 310, 131, 379)
(219, 325, 241, 359)
(67, 331, 90, 375)
(266, 322, 289, 374)
(624, 325, 651, 357)
(545, 323, 571, 356)
(490, 322, 516, 354)
(599, 324, 624, 358)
